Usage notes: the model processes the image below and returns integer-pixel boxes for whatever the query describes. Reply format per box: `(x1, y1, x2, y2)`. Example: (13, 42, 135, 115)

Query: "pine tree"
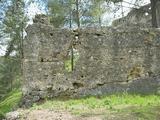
(3, 0, 27, 58)
(0, 0, 28, 99)
(48, 0, 68, 27)
(48, 0, 109, 28)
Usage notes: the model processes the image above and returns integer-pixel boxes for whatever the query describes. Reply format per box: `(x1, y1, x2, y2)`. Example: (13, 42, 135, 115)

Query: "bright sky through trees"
(26, 0, 150, 25)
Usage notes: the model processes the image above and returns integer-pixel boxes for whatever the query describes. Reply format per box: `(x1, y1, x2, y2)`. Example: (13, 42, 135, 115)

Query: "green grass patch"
(64, 59, 72, 72)
(31, 94, 160, 117)
(0, 89, 22, 119)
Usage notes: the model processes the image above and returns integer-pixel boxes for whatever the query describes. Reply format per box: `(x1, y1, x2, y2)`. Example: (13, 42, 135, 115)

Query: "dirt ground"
(18, 109, 121, 120)
(12, 108, 159, 120)
(5, 105, 160, 120)
(5, 109, 126, 120)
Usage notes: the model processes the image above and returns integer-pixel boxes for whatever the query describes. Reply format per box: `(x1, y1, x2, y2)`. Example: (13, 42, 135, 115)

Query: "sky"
(25, 1, 47, 24)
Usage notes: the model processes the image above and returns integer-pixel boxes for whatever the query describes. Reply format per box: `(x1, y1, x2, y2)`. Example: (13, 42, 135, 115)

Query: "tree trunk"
(121, 2, 124, 17)
(150, 0, 158, 27)
(69, 8, 74, 71)
(98, 1, 102, 27)
(156, 1, 160, 27)
(76, 0, 80, 28)
(69, 5, 72, 29)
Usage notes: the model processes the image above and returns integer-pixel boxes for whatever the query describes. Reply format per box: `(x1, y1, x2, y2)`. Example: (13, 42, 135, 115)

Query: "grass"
(0, 91, 159, 119)
(0, 89, 22, 119)
(31, 94, 160, 119)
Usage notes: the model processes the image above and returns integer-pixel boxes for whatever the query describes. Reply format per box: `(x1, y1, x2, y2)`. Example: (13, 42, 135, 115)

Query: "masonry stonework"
(22, 20, 160, 106)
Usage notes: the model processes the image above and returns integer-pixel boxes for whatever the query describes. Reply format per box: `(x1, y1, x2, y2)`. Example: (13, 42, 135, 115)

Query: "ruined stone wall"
(112, 3, 160, 28)
(112, 4, 152, 27)
(23, 22, 160, 106)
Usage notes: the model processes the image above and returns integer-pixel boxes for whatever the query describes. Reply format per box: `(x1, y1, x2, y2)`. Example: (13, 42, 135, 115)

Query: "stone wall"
(112, 3, 160, 28)
(22, 21, 160, 106)
(112, 4, 152, 27)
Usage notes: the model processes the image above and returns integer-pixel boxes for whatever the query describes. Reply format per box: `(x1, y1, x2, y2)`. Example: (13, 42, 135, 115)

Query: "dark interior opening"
(50, 33, 53, 36)
(41, 58, 44, 62)
(73, 82, 84, 89)
(95, 33, 103, 36)
(81, 75, 84, 78)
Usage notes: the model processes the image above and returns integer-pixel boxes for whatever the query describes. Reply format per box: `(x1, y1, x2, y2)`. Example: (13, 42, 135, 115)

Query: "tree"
(0, 0, 27, 99)
(48, 0, 110, 28)
(48, 0, 67, 27)
(88, 0, 109, 27)
(150, 0, 160, 27)
(3, 0, 27, 58)
(150, 0, 157, 27)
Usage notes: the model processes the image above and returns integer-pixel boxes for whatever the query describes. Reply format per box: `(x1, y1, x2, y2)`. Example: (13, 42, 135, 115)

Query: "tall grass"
(0, 89, 22, 119)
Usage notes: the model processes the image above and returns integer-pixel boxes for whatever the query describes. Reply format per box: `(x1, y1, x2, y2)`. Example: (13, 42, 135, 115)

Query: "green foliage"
(0, 89, 22, 119)
(48, 0, 110, 28)
(86, 0, 109, 27)
(3, 0, 27, 57)
(65, 59, 72, 72)
(64, 49, 79, 72)
(0, 57, 21, 100)
(0, 0, 27, 100)
(48, 0, 67, 27)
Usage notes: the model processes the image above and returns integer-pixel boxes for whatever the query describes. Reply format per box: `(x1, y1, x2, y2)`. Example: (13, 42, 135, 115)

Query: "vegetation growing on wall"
(127, 65, 144, 80)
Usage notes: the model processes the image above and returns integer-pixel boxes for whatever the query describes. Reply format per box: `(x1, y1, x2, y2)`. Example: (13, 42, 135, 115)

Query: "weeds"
(31, 94, 160, 117)
(0, 89, 22, 119)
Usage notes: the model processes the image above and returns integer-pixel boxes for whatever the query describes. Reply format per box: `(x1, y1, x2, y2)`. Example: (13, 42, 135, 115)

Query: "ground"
(1, 91, 160, 120)
(9, 106, 160, 120)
